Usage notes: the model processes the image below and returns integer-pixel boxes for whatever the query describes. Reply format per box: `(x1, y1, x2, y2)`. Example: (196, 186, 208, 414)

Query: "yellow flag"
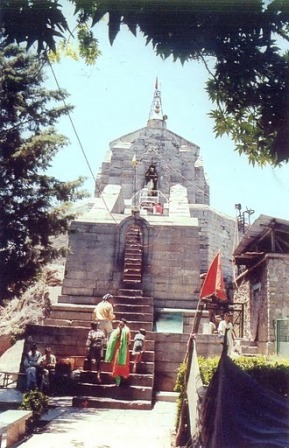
(131, 154, 138, 168)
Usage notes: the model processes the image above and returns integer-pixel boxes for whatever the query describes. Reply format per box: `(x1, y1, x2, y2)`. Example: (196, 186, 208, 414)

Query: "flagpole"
(175, 251, 226, 445)
(175, 333, 195, 447)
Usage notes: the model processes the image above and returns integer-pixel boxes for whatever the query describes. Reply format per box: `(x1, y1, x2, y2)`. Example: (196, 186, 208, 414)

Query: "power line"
(47, 57, 118, 223)
(48, 58, 96, 182)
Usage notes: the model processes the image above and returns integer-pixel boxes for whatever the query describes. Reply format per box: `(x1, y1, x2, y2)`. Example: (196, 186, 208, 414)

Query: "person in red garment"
(105, 318, 131, 386)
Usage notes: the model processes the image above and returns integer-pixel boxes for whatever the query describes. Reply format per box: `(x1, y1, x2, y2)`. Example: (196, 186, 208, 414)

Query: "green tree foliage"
(0, 45, 87, 302)
(19, 390, 49, 423)
(2, 1, 289, 163)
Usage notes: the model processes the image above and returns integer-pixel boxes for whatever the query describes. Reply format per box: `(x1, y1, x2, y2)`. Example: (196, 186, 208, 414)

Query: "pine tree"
(0, 45, 86, 302)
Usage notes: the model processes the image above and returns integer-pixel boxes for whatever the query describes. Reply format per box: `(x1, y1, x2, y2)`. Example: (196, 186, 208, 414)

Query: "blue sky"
(45, 7, 289, 222)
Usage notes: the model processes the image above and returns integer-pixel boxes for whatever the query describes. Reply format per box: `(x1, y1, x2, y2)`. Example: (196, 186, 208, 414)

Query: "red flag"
(199, 251, 226, 300)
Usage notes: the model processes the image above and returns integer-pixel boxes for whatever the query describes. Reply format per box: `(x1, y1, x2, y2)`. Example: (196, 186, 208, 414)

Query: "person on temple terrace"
(93, 294, 115, 342)
(105, 318, 131, 386)
(218, 311, 236, 357)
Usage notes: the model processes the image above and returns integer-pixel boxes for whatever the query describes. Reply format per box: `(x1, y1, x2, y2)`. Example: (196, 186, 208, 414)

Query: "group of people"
(84, 294, 146, 385)
(23, 293, 146, 392)
(23, 344, 56, 393)
(86, 294, 146, 386)
(207, 311, 236, 356)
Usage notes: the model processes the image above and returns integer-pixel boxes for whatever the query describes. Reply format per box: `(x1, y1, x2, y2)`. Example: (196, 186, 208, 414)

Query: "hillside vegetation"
(0, 263, 65, 354)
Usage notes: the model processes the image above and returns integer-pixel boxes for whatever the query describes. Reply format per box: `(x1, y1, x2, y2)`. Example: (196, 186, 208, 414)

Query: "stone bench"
(0, 410, 32, 447)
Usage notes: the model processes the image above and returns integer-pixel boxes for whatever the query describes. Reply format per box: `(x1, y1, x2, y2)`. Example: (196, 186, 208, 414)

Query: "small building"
(233, 215, 289, 356)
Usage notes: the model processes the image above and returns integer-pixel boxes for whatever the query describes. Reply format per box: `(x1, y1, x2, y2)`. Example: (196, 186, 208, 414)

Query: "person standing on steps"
(85, 322, 106, 382)
(92, 294, 115, 342)
(132, 328, 146, 373)
(105, 318, 131, 386)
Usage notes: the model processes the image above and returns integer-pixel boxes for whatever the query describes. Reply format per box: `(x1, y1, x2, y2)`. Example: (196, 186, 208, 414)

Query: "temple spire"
(147, 78, 166, 128)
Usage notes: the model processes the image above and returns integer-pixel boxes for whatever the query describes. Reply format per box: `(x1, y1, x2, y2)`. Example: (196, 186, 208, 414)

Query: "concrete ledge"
(155, 391, 178, 403)
(0, 410, 32, 447)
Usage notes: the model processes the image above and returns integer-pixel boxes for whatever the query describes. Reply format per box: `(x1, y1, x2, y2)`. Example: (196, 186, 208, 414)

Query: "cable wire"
(47, 57, 118, 223)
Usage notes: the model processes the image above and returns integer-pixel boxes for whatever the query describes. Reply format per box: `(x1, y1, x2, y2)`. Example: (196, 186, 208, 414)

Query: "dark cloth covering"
(200, 354, 289, 448)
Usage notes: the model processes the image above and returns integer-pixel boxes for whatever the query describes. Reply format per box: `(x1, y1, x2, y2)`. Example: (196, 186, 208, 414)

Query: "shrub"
(197, 355, 289, 398)
(174, 355, 289, 431)
(19, 390, 49, 423)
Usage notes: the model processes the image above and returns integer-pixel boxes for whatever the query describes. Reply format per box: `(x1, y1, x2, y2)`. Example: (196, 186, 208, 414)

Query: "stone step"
(124, 262, 142, 269)
(76, 383, 153, 401)
(237, 339, 258, 347)
(40, 318, 154, 344)
(82, 359, 155, 374)
(49, 311, 93, 321)
(240, 346, 260, 356)
(80, 371, 154, 387)
(58, 295, 98, 305)
(44, 318, 95, 328)
(123, 278, 142, 284)
(44, 318, 154, 331)
(124, 267, 142, 273)
(57, 294, 152, 306)
(124, 257, 142, 263)
(118, 289, 143, 297)
(114, 311, 153, 322)
(49, 307, 152, 322)
(114, 295, 153, 305)
(72, 396, 152, 410)
(155, 391, 178, 403)
(25, 323, 155, 342)
(123, 274, 142, 281)
(40, 321, 156, 341)
(114, 303, 153, 313)
(125, 247, 142, 253)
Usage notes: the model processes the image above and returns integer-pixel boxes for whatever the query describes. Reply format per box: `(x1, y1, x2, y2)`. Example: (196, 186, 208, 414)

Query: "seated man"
(38, 347, 56, 394)
(23, 343, 42, 391)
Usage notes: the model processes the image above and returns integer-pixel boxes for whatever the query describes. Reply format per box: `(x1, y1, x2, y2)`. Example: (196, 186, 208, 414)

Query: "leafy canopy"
(0, 44, 87, 302)
(2, 1, 289, 164)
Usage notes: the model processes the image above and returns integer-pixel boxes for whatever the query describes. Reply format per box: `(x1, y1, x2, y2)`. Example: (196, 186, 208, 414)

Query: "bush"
(19, 390, 49, 423)
(174, 355, 289, 432)
(197, 355, 289, 398)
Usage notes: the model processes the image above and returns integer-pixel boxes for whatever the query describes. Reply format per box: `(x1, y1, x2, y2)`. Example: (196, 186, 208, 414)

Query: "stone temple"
(22, 81, 237, 406)
(62, 80, 235, 309)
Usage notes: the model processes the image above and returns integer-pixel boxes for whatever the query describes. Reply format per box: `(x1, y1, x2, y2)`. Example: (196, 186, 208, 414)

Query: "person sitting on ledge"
(23, 343, 42, 391)
(39, 347, 56, 394)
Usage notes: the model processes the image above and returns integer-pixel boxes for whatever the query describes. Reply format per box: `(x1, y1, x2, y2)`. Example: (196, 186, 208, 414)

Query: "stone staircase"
(22, 289, 155, 410)
(123, 225, 143, 286)
(235, 338, 260, 357)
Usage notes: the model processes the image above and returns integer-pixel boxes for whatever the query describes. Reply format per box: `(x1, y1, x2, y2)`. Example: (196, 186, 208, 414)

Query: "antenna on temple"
(147, 78, 167, 128)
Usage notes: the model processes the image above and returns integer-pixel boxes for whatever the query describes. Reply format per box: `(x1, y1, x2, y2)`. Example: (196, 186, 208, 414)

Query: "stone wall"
(62, 215, 201, 305)
(62, 221, 120, 298)
(154, 333, 222, 391)
(234, 254, 289, 355)
(191, 206, 236, 285)
(233, 280, 251, 338)
(95, 125, 209, 208)
(267, 255, 289, 354)
(143, 222, 201, 308)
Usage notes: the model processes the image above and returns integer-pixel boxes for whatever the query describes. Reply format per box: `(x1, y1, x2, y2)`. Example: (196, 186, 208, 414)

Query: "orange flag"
(199, 251, 226, 300)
